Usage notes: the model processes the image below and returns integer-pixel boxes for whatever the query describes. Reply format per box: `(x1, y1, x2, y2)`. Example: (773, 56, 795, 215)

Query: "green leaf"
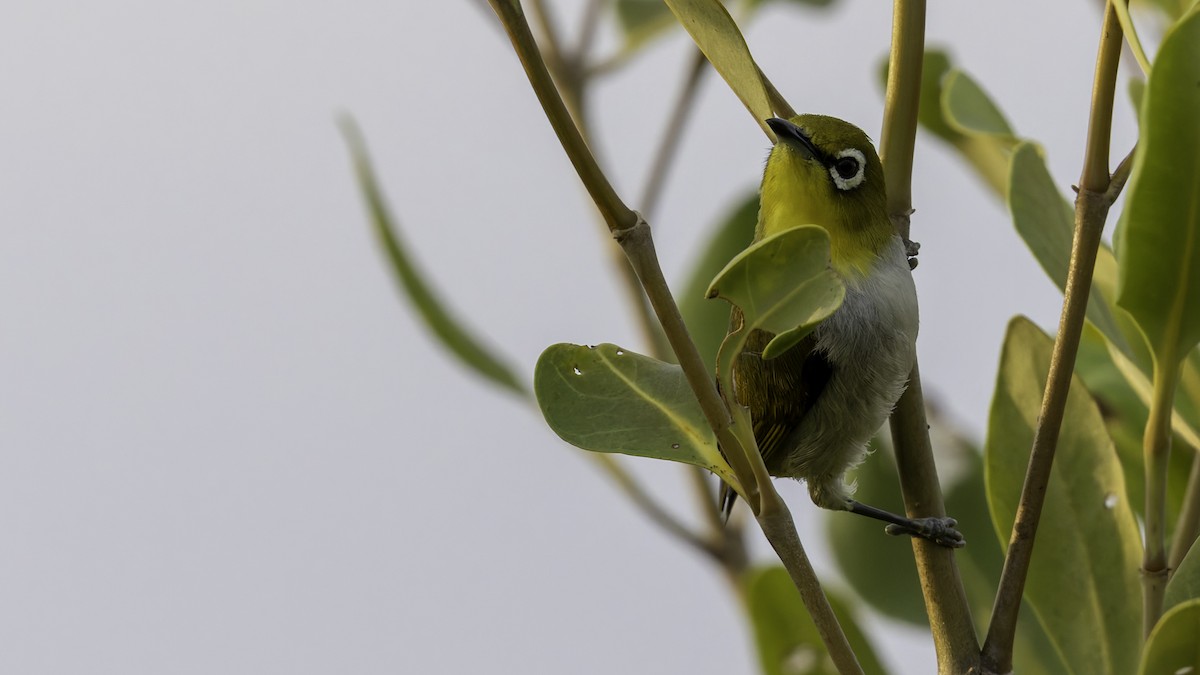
(985, 317, 1142, 675)
(825, 440, 925, 626)
(1165, 542, 1200, 614)
(743, 566, 888, 675)
(1116, 8, 1200, 371)
(678, 192, 758, 370)
(533, 343, 735, 485)
(1138, 599, 1200, 675)
(613, 0, 677, 52)
(662, 0, 774, 135)
(942, 70, 1016, 138)
(706, 225, 845, 356)
(340, 117, 527, 396)
(1008, 142, 1126, 351)
(878, 51, 1016, 198)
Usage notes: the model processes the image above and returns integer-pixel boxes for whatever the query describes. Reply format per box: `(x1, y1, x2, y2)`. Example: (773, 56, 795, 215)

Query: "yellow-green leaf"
(1116, 8, 1200, 372)
(985, 317, 1142, 675)
(1138, 599, 1200, 675)
(744, 566, 887, 675)
(706, 225, 845, 357)
(1008, 142, 1126, 351)
(662, 0, 774, 136)
(1164, 542, 1200, 614)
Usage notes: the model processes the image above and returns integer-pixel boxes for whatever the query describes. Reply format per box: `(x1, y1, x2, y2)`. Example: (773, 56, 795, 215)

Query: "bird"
(719, 114, 963, 548)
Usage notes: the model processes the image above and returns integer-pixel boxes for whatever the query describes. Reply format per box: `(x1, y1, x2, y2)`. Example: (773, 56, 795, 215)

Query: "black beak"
(766, 117, 818, 161)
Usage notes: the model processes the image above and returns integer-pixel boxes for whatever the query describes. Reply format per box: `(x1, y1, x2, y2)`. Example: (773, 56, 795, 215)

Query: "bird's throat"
(757, 177, 891, 279)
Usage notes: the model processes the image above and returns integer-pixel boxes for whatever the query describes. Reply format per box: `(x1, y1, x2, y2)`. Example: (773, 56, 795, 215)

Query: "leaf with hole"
(534, 343, 734, 486)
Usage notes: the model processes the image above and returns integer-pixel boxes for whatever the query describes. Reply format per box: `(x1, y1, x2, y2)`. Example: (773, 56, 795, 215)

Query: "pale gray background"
(0, 1, 1139, 673)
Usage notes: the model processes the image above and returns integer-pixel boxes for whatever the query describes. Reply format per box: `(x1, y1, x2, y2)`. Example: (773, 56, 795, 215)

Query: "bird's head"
(758, 114, 892, 278)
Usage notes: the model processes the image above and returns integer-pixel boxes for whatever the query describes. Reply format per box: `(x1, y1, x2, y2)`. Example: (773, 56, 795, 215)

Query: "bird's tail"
(717, 481, 738, 521)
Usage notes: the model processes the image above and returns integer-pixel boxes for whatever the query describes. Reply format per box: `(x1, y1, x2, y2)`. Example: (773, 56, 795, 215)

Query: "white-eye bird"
(721, 114, 963, 548)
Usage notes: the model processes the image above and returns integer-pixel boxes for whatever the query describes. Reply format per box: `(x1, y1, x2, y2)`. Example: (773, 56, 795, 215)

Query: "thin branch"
(1168, 447, 1200, 573)
(488, 1, 635, 232)
(487, 3, 862, 669)
(591, 454, 723, 560)
(640, 50, 708, 220)
(574, 0, 606, 65)
(879, 1, 980, 672)
(981, 3, 1123, 670)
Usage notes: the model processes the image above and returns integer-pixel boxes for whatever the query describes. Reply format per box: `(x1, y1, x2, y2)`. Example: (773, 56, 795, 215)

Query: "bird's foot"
(885, 517, 965, 549)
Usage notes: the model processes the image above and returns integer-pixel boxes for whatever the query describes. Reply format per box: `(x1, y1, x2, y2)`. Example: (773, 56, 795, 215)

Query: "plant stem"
(1143, 360, 1180, 635)
(879, 1, 980, 672)
(1168, 447, 1200, 573)
(758, 502, 865, 675)
(981, 3, 1123, 671)
(488, 0, 635, 233)
(640, 50, 708, 221)
(487, 3, 862, 666)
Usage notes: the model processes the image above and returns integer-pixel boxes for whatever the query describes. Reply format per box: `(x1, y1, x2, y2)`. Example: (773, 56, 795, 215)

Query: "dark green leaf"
(678, 192, 758, 370)
(826, 440, 925, 626)
(1138, 599, 1200, 675)
(743, 566, 887, 675)
(534, 343, 735, 484)
(985, 317, 1142, 675)
(1116, 8, 1200, 371)
(340, 117, 527, 396)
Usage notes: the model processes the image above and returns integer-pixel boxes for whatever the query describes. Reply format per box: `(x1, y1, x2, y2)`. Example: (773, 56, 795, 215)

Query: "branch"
(981, 2, 1123, 670)
(879, 1, 980, 672)
(487, 3, 862, 671)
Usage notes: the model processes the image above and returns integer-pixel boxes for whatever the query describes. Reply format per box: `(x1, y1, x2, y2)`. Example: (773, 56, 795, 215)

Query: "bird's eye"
(835, 157, 859, 180)
(829, 148, 867, 191)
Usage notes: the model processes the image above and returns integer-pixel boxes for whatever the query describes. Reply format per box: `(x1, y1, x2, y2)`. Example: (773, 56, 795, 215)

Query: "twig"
(981, 2, 1124, 669)
(878, 1, 980, 673)
(591, 454, 723, 560)
(486, 3, 862, 671)
(640, 49, 708, 221)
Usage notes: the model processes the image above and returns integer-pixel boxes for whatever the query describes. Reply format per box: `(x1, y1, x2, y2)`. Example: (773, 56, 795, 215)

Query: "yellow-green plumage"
(722, 115, 963, 547)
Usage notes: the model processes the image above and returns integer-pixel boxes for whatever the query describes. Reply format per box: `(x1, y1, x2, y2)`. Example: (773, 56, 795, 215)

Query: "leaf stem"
(1168, 446, 1200, 574)
(879, 2, 980, 672)
(1111, 0, 1152, 76)
(1143, 360, 1180, 635)
(981, 3, 1123, 670)
(640, 49, 708, 221)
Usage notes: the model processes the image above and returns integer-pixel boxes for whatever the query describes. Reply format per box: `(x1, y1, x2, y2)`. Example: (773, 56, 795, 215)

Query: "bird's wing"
(728, 307, 833, 473)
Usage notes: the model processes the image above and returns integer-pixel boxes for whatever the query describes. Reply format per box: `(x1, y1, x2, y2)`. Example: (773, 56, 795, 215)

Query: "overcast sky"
(0, 1, 1140, 673)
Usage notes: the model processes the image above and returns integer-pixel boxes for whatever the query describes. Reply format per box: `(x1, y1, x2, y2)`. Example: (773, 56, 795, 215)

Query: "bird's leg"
(847, 500, 965, 548)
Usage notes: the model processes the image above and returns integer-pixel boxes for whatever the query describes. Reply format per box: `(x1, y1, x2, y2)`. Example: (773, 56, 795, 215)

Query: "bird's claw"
(885, 517, 965, 549)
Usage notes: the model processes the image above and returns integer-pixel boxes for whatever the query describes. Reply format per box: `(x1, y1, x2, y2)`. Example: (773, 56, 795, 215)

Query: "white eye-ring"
(829, 148, 867, 191)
